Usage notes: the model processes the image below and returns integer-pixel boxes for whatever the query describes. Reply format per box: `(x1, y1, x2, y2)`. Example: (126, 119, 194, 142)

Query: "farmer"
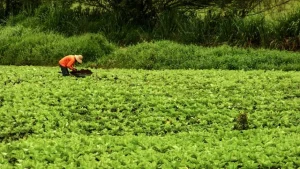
(59, 55, 83, 76)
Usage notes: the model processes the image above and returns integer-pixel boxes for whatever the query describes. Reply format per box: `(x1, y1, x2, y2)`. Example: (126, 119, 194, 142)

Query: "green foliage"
(0, 66, 299, 168)
(1, 26, 299, 70)
(97, 40, 300, 70)
(270, 9, 300, 50)
(6, 4, 106, 36)
(0, 26, 116, 65)
(2, 1, 300, 50)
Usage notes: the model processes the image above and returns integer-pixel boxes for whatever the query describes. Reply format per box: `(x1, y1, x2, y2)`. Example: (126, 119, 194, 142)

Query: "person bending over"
(59, 55, 83, 76)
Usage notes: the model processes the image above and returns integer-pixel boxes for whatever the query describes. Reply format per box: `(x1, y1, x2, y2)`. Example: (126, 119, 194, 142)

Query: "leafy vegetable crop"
(0, 66, 299, 168)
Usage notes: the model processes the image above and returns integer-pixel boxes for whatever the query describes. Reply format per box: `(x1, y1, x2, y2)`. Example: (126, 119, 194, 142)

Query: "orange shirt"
(59, 55, 76, 70)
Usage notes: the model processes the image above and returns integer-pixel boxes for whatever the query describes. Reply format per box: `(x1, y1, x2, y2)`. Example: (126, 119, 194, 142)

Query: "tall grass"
(141, 9, 299, 51)
(270, 9, 300, 50)
(3, 4, 300, 50)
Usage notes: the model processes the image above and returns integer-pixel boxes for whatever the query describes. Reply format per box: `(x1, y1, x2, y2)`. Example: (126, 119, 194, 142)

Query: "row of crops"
(0, 66, 299, 168)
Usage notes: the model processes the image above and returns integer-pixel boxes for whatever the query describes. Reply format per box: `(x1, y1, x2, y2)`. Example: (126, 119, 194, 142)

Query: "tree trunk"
(5, 0, 10, 17)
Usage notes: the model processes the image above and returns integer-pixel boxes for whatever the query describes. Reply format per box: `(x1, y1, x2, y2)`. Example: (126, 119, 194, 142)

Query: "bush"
(97, 40, 300, 70)
(0, 26, 116, 65)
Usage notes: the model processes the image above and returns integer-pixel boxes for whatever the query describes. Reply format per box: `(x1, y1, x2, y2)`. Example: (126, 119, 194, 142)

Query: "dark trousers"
(60, 65, 69, 76)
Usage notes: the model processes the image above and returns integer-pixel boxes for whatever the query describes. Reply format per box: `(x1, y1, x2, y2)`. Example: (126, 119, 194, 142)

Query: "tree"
(0, 0, 42, 18)
(75, 0, 221, 27)
(218, 0, 293, 17)
(76, 0, 293, 27)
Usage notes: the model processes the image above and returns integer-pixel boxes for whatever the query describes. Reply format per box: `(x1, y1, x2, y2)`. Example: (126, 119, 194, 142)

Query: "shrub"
(97, 40, 300, 70)
(233, 112, 249, 130)
(0, 26, 116, 65)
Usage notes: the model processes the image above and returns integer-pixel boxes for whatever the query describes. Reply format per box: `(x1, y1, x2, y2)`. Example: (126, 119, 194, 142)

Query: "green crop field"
(0, 66, 299, 168)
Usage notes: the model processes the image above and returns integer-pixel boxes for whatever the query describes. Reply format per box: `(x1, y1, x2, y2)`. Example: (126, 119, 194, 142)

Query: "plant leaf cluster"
(0, 66, 299, 168)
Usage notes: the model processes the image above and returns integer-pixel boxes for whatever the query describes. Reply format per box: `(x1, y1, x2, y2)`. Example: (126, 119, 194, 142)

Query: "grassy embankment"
(1, 26, 300, 70)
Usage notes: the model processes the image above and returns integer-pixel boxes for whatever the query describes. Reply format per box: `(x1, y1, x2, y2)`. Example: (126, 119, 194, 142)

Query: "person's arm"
(67, 57, 76, 71)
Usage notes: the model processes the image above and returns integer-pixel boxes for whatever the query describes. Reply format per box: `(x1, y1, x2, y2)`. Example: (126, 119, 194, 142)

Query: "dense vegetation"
(97, 41, 300, 70)
(0, 66, 299, 168)
(1, 0, 300, 48)
(0, 26, 115, 65)
(0, 1, 299, 168)
(1, 26, 300, 70)
(1, 0, 300, 68)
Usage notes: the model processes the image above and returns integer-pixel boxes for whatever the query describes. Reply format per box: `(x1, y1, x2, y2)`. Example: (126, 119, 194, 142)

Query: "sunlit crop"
(0, 66, 299, 168)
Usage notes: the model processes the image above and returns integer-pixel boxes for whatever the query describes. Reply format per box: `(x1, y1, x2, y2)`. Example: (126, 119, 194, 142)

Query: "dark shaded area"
(70, 69, 93, 77)
(0, 128, 34, 142)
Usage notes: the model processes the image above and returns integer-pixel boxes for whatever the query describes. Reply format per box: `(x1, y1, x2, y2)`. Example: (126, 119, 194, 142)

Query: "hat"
(75, 55, 83, 64)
